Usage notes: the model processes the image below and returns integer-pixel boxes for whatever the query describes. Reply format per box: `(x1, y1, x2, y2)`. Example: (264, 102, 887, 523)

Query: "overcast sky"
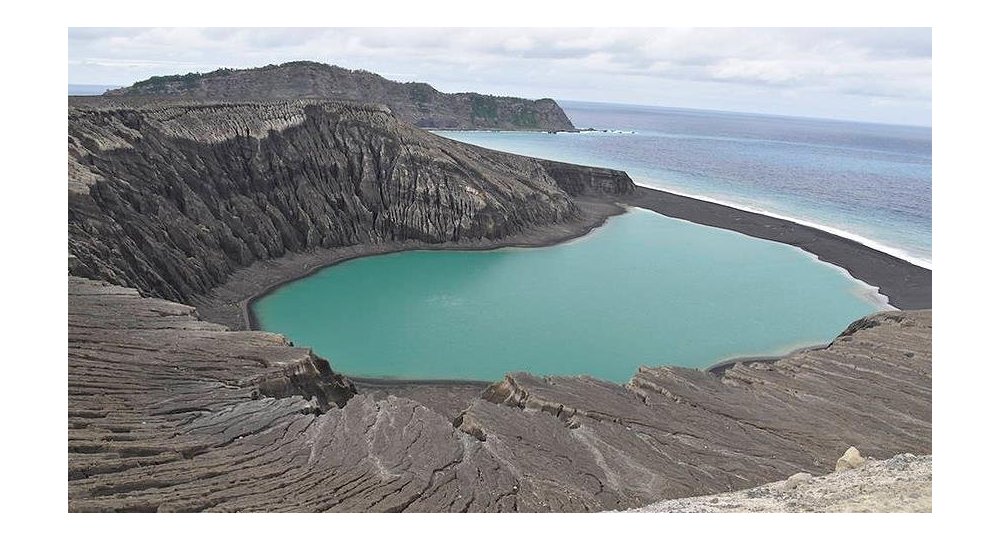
(68, 27, 931, 126)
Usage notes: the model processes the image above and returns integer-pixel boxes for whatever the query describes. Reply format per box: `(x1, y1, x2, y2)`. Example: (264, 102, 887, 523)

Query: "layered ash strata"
(67, 97, 930, 513)
(68, 98, 631, 305)
(105, 61, 577, 131)
(629, 453, 931, 512)
(68, 275, 930, 512)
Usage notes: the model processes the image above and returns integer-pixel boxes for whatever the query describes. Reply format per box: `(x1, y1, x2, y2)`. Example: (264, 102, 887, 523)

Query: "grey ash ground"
(629, 454, 931, 513)
(69, 274, 929, 511)
(68, 97, 931, 512)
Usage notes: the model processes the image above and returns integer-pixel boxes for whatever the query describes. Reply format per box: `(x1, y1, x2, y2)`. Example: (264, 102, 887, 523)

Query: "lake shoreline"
(193, 197, 627, 332)
(192, 184, 930, 389)
(623, 186, 931, 310)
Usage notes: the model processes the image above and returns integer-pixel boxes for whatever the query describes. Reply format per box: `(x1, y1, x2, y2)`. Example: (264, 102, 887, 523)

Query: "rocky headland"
(68, 97, 931, 512)
(104, 61, 577, 131)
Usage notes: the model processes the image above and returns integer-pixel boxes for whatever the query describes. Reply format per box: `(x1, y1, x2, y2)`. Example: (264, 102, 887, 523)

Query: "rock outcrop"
(69, 275, 931, 512)
(67, 95, 930, 513)
(105, 61, 576, 131)
(628, 453, 931, 512)
(836, 446, 866, 472)
(68, 98, 632, 304)
(537, 159, 637, 197)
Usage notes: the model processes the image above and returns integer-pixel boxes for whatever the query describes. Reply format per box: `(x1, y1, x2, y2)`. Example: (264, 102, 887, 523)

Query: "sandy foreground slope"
(629, 453, 930, 513)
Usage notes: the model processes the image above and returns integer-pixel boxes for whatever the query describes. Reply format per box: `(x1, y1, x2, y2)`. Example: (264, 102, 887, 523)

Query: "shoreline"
(632, 180, 931, 270)
(193, 184, 931, 387)
(622, 186, 931, 310)
(194, 198, 627, 332)
(705, 344, 829, 377)
(431, 130, 930, 269)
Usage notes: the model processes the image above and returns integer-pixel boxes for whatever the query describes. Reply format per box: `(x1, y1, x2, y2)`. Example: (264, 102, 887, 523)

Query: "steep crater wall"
(68, 99, 632, 303)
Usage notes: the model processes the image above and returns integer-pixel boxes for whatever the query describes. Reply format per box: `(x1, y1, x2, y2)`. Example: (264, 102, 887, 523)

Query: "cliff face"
(105, 61, 577, 131)
(68, 98, 631, 303)
(68, 275, 931, 512)
(537, 159, 639, 197)
(66, 96, 929, 514)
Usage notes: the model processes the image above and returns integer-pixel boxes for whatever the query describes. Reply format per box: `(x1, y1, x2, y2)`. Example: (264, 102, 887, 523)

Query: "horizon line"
(67, 82, 931, 129)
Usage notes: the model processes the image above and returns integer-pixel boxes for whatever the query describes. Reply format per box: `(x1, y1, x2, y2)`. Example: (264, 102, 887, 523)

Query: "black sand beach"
(193, 198, 626, 331)
(623, 186, 932, 310)
(195, 185, 931, 336)
(189, 182, 932, 402)
(186, 178, 933, 414)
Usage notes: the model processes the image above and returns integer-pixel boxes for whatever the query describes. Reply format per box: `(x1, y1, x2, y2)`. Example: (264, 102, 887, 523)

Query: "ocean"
(68, 84, 119, 96)
(437, 101, 932, 268)
(253, 209, 887, 382)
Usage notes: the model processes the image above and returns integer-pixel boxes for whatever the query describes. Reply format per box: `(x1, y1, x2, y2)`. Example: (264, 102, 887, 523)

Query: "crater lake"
(252, 209, 888, 382)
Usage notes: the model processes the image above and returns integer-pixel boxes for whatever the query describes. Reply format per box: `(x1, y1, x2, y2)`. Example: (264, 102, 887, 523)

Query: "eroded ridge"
(456, 310, 930, 509)
(68, 99, 632, 305)
(69, 276, 929, 512)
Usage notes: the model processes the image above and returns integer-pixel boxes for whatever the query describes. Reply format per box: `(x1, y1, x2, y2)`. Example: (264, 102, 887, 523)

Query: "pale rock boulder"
(836, 446, 866, 472)
(783, 472, 814, 490)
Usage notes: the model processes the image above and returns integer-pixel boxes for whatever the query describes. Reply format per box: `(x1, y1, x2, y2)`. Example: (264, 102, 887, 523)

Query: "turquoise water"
(435, 101, 932, 268)
(253, 209, 886, 383)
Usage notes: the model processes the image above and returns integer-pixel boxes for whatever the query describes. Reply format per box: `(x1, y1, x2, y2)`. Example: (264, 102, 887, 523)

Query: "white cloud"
(68, 27, 931, 125)
(707, 59, 803, 84)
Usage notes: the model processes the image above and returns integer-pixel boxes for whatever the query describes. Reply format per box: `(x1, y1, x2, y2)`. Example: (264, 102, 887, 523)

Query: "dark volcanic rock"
(105, 61, 577, 131)
(537, 159, 636, 197)
(624, 186, 932, 309)
(69, 275, 930, 512)
(68, 277, 516, 512)
(66, 95, 929, 514)
(68, 98, 631, 304)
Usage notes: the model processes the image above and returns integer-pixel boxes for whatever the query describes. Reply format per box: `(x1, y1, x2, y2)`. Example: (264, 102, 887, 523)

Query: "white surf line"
(633, 179, 933, 271)
(628, 206, 897, 311)
(429, 130, 932, 270)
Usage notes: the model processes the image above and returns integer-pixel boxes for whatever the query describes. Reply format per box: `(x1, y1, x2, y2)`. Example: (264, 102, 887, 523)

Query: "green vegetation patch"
(510, 109, 539, 128)
(407, 83, 436, 104)
(470, 95, 499, 120)
(136, 71, 206, 92)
